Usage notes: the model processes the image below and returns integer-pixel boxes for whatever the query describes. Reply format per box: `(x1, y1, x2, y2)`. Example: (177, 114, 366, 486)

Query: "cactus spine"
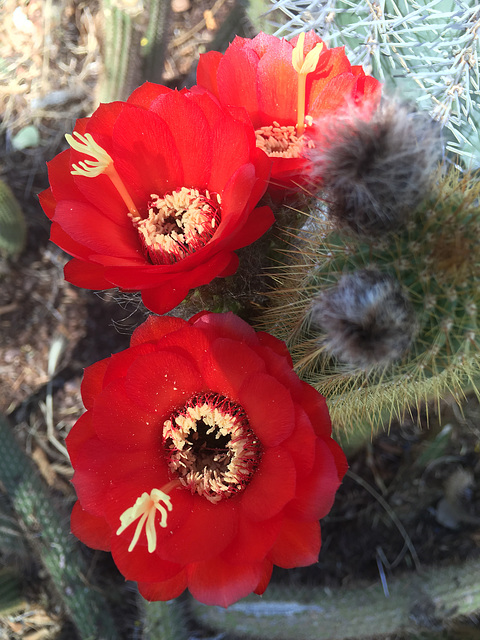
(269, 0, 480, 168)
(0, 180, 26, 258)
(259, 166, 480, 435)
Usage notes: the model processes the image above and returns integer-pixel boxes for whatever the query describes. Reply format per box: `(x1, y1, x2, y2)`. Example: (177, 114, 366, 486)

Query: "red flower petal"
(209, 124, 255, 197)
(196, 50, 222, 95)
(148, 90, 212, 187)
(187, 555, 267, 607)
(200, 337, 266, 399)
(111, 105, 184, 202)
(63, 258, 112, 290)
(123, 350, 204, 411)
(111, 533, 184, 583)
(223, 513, 282, 564)
(66, 412, 96, 467)
(215, 45, 260, 124)
(298, 381, 332, 438)
(71, 501, 111, 552)
(38, 188, 56, 220)
(254, 559, 274, 595)
(130, 315, 188, 347)
(80, 357, 110, 409)
(257, 38, 298, 123)
(268, 518, 321, 569)
(286, 439, 343, 521)
(241, 446, 296, 521)
(53, 200, 141, 258)
(127, 82, 172, 109)
(137, 570, 187, 601)
(92, 379, 162, 450)
(156, 497, 238, 564)
(239, 373, 296, 447)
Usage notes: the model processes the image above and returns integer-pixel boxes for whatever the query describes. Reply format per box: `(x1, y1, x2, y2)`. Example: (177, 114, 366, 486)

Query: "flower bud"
(308, 269, 418, 369)
(312, 100, 443, 235)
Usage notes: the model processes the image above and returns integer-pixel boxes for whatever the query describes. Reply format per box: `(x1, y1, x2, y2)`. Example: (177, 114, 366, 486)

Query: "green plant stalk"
(141, 0, 171, 85)
(0, 180, 26, 257)
(0, 414, 118, 640)
(193, 559, 480, 640)
(141, 597, 189, 640)
(99, 0, 171, 103)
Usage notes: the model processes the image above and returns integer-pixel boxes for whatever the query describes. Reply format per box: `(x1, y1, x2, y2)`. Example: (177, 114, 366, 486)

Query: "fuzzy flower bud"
(308, 269, 418, 369)
(312, 100, 443, 235)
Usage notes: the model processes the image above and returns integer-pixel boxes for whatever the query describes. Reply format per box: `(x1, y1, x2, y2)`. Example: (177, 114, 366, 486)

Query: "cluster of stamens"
(162, 392, 262, 503)
(133, 188, 221, 265)
(255, 119, 315, 158)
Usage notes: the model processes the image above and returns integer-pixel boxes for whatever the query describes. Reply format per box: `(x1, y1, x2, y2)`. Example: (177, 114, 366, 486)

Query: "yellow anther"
(291, 33, 324, 136)
(292, 33, 324, 75)
(65, 132, 113, 178)
(116, 488, 173, 553)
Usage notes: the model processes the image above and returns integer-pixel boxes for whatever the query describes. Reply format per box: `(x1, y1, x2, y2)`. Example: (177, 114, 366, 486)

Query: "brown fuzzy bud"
(308, 269, 418, 369)
(311, 100, 443, 235)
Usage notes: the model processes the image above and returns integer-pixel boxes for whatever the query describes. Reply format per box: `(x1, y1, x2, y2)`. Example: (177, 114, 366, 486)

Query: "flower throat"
(65, 132, 221, 264)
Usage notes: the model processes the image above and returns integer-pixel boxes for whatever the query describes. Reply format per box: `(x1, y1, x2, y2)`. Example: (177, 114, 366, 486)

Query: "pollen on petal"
(116, 488, 173, 553)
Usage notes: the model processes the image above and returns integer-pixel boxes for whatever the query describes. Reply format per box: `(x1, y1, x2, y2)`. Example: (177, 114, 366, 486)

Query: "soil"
(1, 1, 480, 639)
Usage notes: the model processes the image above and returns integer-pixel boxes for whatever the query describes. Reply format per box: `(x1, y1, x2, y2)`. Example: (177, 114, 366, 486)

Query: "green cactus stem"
(0, 180, 26, 258)
(192, 557, 480, 640)
(141, 597, 190, 640)
(99, 0, 171, 103)
(259, 167, 480, 436)
(0, 414, 118, 640)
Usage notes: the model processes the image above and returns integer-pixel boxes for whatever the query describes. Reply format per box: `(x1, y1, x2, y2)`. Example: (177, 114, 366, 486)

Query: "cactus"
(192, 556, 480, 640)
(268, 0, 480, 168)
(141, 597, 190, 640)
(99, 0, 171, 103)
(0, 180, 26, 258)
(259, 164, 480, 435)
(0, 414, 118, 640)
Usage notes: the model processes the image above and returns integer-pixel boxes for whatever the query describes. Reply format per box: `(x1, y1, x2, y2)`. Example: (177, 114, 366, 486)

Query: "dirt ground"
(1, 1, 480, 639)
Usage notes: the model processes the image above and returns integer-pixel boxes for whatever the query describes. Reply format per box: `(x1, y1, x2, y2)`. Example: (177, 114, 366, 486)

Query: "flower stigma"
(116, 484, 177, 553)
(291, 33, 323, 136)
(65, 131, 139, 217)
(163, 392, 262, 503)
(133, 187, 222, 265)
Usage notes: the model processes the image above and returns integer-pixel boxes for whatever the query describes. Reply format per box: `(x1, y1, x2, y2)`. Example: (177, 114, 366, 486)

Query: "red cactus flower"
(39, 85, 274, 314)
(67, 312, 347, 607)
(197, 31, 382, 198)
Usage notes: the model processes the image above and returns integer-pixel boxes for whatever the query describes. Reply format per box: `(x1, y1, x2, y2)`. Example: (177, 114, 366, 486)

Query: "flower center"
(255, 120, 315, 158)
(162, 392, 262, 503)
(132, 188, 221, 265)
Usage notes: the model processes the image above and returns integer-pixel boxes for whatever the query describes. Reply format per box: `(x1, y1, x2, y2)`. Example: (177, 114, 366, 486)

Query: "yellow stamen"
(116, 487, 173, 553)
(65, 131, 139, 218)
(291, 33, 324, 136)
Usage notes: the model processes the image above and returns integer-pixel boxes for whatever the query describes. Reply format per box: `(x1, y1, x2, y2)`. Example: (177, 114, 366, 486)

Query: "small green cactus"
(259, 165, 480, 435)
(99, 0, 171, 103)
(0, 180, 26, 258)
(0, 414, 118, 639)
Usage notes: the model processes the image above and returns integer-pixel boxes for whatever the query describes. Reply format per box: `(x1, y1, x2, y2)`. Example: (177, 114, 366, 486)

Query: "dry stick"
(0, 414, 118, 640)
(347, 469, 422, 572)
